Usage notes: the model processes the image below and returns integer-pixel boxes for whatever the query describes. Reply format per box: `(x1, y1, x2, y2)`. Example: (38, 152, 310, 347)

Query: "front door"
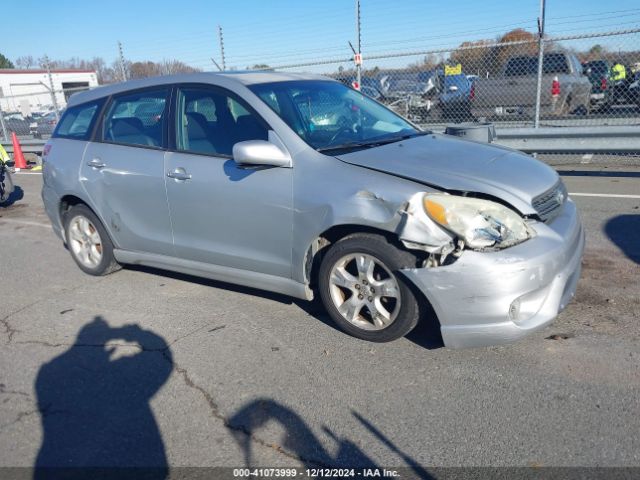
(164, 85, 293, 278)
(80, 87, 173, 256)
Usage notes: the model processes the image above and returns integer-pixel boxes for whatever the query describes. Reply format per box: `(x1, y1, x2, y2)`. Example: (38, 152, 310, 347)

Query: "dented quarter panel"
(289, 147, 440, 283)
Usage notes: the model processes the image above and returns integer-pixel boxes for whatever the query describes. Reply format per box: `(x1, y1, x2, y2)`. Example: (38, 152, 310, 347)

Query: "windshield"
(249, 80, 419, 152)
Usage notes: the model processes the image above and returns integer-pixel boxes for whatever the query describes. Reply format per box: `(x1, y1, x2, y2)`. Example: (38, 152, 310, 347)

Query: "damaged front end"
(396, 192, 535, 267)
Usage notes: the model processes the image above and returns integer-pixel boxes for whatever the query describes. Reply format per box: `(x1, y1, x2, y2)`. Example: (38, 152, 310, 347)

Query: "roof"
(0, 69, 96, 74)
(67, 71, 333, 107)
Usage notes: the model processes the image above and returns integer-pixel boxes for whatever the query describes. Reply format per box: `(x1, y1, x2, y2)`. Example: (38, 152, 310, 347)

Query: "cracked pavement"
(0, 169, 639, 471)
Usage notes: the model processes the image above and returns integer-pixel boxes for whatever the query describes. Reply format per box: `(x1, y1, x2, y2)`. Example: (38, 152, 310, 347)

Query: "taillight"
(469, 82, 475, 101)
(42, 143, 52, 162)
(600, 77, 607, 90)
(551, 76, 560, 97)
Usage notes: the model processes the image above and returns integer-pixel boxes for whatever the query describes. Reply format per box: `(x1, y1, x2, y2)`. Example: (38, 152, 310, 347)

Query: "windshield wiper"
(317, 142, 379, 153)
(317, 131, 430, 153)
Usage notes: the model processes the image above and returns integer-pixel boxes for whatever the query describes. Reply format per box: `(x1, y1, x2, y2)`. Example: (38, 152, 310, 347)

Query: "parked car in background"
(610, 64, 640, 106)
(628, 71, 640, 107)
(583, 60, 613, 111)
(335, 76, 383, 100)
(470, 51, 591, 118)
(381, 69, 474, 122)
(30, 112, 58, 139)
(1, 113, 31, 137)
(437, 73, 474, 120)
(42, 72, 584, 347)
(379, 71, 432, 99)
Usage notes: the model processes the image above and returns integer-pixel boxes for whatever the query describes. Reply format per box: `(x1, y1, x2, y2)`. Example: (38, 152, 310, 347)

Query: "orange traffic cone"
(11, 132, 28, 170)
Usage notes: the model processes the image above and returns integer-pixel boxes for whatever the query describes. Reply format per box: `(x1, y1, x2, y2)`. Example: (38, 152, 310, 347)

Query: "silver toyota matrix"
(42, 72, 584, 347)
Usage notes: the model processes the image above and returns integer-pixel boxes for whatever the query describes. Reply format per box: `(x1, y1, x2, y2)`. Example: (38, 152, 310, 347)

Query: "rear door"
(80, 87, 174, 255)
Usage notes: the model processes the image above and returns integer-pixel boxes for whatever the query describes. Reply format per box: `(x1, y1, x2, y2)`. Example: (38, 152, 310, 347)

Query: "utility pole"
(118, 41, 128, 82)
(43, 55, 60, 122)
(218, 26, 226, 71)
(533, 0, 546, 128)
(355, 0, 362, 90)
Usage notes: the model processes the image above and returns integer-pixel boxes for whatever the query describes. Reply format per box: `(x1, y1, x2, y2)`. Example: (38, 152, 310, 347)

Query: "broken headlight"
(423, 194, 533, 249)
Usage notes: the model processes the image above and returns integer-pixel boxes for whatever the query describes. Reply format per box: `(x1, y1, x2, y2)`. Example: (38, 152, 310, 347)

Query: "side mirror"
(232, 140, 292, 168)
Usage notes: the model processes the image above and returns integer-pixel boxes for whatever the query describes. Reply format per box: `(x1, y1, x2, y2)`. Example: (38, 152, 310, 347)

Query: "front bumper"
(401, 199, 584, 348)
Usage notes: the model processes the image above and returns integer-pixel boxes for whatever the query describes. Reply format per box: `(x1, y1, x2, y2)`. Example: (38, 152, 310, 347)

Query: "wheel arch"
(309, 224, 442, 341)
(58, 194, 118, 248)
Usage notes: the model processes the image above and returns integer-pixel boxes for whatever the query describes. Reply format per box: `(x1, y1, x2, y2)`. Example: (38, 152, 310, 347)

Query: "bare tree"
(15, 55, 35, 69)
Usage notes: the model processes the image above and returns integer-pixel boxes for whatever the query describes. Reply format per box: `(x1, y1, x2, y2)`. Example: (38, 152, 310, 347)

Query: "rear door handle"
(167, 168, 192, 181)
(87, 158, 106, 169)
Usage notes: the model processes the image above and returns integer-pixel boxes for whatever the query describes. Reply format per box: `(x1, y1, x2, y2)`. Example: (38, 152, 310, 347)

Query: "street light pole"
(118, 41, 128, 81)
(218, 25, 226, 71)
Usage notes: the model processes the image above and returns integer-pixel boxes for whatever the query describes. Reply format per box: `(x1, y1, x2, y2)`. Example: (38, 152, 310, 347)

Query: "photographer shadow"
(34, 316, 172, 479)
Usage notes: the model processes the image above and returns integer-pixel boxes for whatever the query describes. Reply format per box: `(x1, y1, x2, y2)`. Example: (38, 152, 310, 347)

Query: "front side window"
(102, 89, 168, 147)
(53, 99, 103, 140)
(176, 87, 268, 157)
(249, 80, 418, 152)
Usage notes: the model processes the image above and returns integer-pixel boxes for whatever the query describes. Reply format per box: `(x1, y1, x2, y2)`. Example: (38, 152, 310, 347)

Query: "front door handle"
(167, 168, 192, 181)
(87, 158, 106, 169)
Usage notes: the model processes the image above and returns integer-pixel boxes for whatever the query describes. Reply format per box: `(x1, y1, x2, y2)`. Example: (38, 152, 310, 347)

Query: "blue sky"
(3, 0, 640, 71)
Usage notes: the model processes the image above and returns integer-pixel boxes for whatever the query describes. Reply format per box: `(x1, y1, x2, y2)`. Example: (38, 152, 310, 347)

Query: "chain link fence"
(263, 29, 640, 131)
(0, 85, 95, 141)
(1, 28, 639, 155)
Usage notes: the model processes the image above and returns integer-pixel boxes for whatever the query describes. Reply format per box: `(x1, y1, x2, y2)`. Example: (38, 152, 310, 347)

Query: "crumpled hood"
(335, 134, 559, 215)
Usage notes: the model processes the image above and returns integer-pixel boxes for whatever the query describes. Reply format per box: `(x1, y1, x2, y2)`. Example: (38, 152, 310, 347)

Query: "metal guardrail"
(1, 139, 49, 156)
(492, 126, 640, 153)
(2, 126, 640, 157)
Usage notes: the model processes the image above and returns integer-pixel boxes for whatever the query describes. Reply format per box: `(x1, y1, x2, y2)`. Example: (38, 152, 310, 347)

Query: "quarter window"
(53, 100, 103, 140)
(176, 87, 269, 156)
(102, 89, 168, 147)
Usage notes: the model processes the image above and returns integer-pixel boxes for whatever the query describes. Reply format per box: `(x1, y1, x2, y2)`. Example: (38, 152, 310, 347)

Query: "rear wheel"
(318, 233, 421, 342)
(64, 204, 120, 276)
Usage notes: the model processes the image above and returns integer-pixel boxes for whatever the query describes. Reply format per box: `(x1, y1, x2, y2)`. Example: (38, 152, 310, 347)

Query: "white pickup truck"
(470, 51, 592, 119)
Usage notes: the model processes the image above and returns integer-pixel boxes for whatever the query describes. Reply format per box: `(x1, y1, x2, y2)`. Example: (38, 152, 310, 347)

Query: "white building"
(0, 69, 99, 115)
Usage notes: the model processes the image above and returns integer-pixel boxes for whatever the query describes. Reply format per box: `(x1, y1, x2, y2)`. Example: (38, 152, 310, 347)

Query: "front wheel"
(64, 204, 120, 276)
(318, 233, 422, 342)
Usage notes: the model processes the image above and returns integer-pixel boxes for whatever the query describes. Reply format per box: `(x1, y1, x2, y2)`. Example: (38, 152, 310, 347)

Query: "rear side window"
(543, 54, 570, 74)
(504, 57, 536, 77)
(102, 88, 168, 148)
(53, 99, 104, 140)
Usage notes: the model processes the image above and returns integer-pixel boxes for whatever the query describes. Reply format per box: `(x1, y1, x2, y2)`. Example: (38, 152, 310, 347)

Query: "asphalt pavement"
(0, 166, 638, 475)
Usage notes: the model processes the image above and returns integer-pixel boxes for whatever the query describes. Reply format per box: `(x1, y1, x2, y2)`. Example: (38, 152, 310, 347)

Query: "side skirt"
(113, 249, 313, 300)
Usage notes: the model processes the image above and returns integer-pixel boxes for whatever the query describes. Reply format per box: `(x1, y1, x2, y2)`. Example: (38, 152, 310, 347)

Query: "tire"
(318, 233, 422, 342)
(0, 167, 13, 204)
(63, 204, 120, 276)
(559, 96, 571, 116)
